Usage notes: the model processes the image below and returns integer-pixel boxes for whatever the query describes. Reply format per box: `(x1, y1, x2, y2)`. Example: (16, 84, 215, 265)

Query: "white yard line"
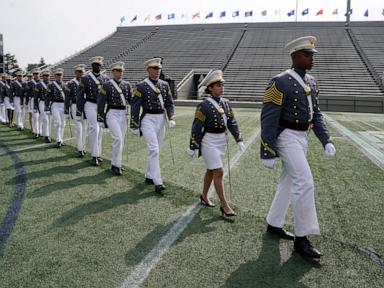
(119, 127, 260, 288)
(11, 137, 75, 152)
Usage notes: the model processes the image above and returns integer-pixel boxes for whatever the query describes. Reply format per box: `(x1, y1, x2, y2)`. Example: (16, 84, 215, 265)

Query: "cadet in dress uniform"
(28, 68, 42, 138)
(0, 74, 9, 124)
(34, 69, 51, 143)
(77, 56, 108, 166)
(3, 74, 14, 127)
(97, 61, 132, 175)
(24, 72, 35, 135)
(11, 71, 25, 130)
(187, 70, 245, 217)
(130, 57, 175, 194)
(260, 36, 336, 261)
(65, 64, 87, 157)
(46, 68, 66, 147)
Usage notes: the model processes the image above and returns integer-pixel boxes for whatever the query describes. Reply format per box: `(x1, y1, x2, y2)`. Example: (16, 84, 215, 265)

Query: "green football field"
(0, 107, 383, 288)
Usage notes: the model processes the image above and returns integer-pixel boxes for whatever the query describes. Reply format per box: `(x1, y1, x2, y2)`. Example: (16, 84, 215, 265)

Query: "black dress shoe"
(294, 237, 322, 260)
(267, 225, 295, 241)
(33, 134, 39, 139)
(111, 165, 122, 176)
(91, 157, 100, 166)
(45, 136, 51, 143)
(155, 184, 166, 194)
(145, 178, 154, 185)
(97, 157, 103, 162)
(57, 142, 64, 148)
(78, 151, 85, 158)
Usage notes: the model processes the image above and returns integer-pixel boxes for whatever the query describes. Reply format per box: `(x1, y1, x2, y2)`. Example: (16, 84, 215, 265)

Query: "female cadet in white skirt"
(187, 70, 245, 217)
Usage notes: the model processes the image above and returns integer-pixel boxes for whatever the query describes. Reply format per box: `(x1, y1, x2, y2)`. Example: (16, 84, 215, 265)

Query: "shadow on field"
(224, 233, 319, 288)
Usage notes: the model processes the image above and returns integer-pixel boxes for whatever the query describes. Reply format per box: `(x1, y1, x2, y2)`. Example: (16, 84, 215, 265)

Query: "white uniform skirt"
(201, 132, 227, 170)
(4, 97, 14, 110)
(27, 99, 34, 113)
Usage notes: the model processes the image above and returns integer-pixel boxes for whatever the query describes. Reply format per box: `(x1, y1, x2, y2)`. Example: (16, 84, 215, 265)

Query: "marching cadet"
(65, 64, 87, 157)
(0, 73, 8, 124)
(260, 36, 336, 262)
(3, 74, 14, 127)
(97, 61, 132, 175)
(187, 70, 245, 218)
(11, 71, 26, 130)
(130, 57, 175, 194)
(77, 56, 108, 166)
(46, 68, 66, 147)
(34, 69, 52, 143)
(24, 72, 36, 136)
(28, 68, 42, 138)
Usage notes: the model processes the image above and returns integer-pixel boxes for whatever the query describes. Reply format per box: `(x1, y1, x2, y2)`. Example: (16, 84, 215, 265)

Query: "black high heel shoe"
(200, 195, 215, 207)
(220, 207, 237, 217)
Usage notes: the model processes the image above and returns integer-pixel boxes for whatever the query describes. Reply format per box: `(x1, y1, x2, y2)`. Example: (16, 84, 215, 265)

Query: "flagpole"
(295, 0, 298, 22)
(346, 0, 351, 26)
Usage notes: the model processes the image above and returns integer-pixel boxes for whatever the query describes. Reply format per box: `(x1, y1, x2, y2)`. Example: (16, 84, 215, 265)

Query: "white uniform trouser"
(39, 101, 50, 137)
(141, 114, 165, 185)
(14, 97, 25, 128)
(106, 109, 127, 168)
(71, 104, 87, 152)
(266, 128, 320, 237)
(51, 102, 65, 143)
(0, 103, 6, 122)
(85, 101, 103, 157)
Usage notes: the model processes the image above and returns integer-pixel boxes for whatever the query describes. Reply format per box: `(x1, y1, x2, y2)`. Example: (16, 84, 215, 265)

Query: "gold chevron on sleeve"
(194, 108, 206, 122)
(263, 82, 283, 106)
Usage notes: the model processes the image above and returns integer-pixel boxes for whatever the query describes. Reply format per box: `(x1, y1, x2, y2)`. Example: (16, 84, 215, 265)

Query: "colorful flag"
(130, 15, 137, 23)
(206, 12, 213, 19)
(120, 16, 126, 24)
(345, 9, 353, 16)
(168, 13, 175, 20)
(382, 8, 384, 16)
(232, 11, 239, 17)
(155, 14, 162, 20)
(287, 10, 295, 17)
(245, 11, 253, 17)
(261, 10, 267, 16)
(302, 8, 309, 16)
(316, 9, 323, 16)
(332, 9, 338, 15)
(192, 12, 200, 19)
(220, 11, 226, 18)
(364, 9, 369, 17)
(144, 15, 150, 22)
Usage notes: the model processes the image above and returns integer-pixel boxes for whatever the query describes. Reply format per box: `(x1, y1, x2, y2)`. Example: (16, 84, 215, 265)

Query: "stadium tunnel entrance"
(177, 69, 212, 100)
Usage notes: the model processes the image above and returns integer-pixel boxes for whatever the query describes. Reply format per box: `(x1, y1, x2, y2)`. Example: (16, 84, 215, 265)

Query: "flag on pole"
(220, 11, 226, 18)
(382, 8, 384, 16)
(130, 15, 137, 23)
(316, 9, 323, 16)
(302, 8, 309, 16)
(245, 11, 253, 17)
(332, 9, 338, 15)
(345, 9, 353, 16)
(155, 14, 162, 20)
(261, 10, 267, 16)
(168, 13, 175, 20)
(287, 10, 295, 17)
(144, 15, 150, 22)
(206, 12, 213, 19)
(364, 9, 369, 17)
(192, 12, 200, 19)
(232, 11, 240, 17)
(120, 16, 126, 24)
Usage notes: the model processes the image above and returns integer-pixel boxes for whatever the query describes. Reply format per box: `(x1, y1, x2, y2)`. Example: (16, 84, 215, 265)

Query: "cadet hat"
(55, 68, 64, 75)
(110, 61, 125, 71)
(285, 36, 317, 55)
(73, 64, 86, 72)
(27, 72, 33, 77)
(144, 57, 162, 69)
(42, 69, 51, 76)
(15, 71, 23, 77)
(201, 70, 225, 87)
(33, 68, 41, 74)
(89, 56, 104, 65)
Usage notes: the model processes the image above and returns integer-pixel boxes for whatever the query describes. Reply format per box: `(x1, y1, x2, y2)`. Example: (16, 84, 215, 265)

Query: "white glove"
(238, 141, 246, 152)
(262, 158, 276, 169)
(186, 148, 197, 159)
(168, 120, 176, 129)
(98, 122, 105, 129)
(75, 115, 83, 122)
(324, 143, 336, 157)
(131, 128, 140, 137)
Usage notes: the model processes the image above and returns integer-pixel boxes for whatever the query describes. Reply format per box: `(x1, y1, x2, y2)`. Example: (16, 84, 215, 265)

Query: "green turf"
(0, 108, 383, 288)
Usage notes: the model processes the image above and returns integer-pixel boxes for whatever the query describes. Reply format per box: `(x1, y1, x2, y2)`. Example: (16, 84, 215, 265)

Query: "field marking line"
(119, 127, 260, 288)
(10, 137, 75, 153)
(324, 114, 384, 169)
